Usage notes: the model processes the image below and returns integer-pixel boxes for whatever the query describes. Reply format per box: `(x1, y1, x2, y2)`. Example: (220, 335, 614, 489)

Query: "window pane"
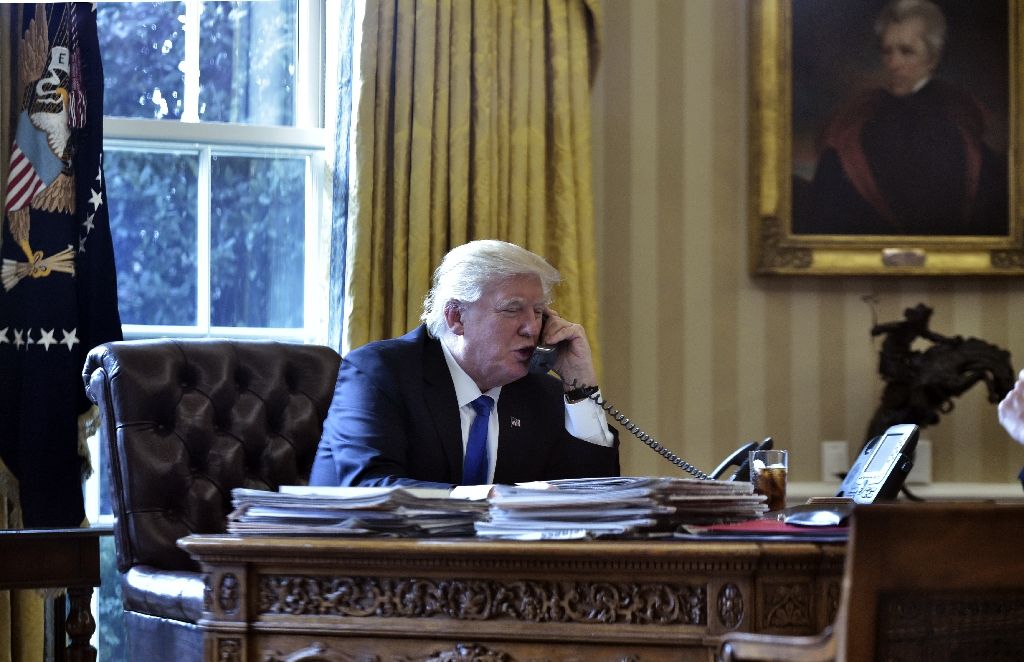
(98, 1, 298, 126)
(98, 535, 127, 661)
(97, 2, 187, 120)
(210, 154, 305, 327)
(106, 150, 199, 325)
(199, 1, 298, 125)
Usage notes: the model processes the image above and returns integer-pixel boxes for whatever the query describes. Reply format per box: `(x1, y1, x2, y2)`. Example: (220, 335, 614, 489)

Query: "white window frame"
(99, 0, 330, 345)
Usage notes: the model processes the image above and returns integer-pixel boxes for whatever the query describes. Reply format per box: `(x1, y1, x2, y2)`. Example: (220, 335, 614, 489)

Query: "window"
(86, 3, 328, 659)
(98, 0, 327, 342)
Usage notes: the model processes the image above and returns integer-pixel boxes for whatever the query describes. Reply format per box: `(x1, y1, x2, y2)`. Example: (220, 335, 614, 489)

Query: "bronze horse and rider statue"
(865, 303, 1015, 447)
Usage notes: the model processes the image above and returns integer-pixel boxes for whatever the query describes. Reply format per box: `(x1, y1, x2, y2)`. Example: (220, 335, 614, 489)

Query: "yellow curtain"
(343, 0, 603, 368)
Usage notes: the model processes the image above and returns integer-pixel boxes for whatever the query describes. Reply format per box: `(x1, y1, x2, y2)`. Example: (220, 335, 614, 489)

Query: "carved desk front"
(178, 535, 845, 662)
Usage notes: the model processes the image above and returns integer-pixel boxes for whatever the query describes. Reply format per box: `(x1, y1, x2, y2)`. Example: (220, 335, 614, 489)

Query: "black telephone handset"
(529, 314, 561, 375)
(528, 343, 558, 375)
(836, 423, 918, 504)
(709, 437, 774, 482)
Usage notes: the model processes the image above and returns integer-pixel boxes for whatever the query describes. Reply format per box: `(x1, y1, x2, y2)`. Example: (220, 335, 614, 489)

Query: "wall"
(590, 0, 1024, 484)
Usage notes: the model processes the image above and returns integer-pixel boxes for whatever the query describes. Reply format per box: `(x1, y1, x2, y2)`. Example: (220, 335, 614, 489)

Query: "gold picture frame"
(749, 0, 1023, 276)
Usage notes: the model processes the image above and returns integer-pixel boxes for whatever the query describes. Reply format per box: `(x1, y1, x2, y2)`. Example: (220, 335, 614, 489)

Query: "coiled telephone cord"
(565, 379, 710, 480)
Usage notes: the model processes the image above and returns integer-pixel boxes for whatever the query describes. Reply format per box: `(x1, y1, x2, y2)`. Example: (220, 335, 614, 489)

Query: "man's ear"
(443, 301, 466, 336)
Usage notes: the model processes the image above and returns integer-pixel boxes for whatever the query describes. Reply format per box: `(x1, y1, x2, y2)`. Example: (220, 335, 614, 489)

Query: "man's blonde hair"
(421, 240, 560, 338)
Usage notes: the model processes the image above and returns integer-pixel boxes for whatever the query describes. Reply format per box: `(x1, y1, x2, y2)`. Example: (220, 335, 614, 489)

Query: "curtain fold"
(339, 0, 603, 366)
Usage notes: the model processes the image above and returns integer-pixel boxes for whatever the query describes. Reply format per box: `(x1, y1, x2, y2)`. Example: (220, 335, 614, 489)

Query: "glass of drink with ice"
(750, 449, 788, 512)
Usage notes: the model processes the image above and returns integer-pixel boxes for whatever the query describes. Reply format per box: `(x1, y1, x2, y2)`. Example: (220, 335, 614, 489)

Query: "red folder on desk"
(681, 518, 848, 541)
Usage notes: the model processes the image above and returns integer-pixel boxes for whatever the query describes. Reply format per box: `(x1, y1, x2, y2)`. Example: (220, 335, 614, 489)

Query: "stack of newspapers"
(476, 476, 768, 540)
(226, 486, 488, 537)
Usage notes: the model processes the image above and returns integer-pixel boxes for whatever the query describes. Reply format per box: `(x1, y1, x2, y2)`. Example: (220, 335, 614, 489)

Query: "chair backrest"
(836, 502, 1024, 661)
(84, 339, 340, 574)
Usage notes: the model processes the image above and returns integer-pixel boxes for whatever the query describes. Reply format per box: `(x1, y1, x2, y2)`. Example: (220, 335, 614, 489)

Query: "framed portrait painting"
(749, 0, 1023, 275)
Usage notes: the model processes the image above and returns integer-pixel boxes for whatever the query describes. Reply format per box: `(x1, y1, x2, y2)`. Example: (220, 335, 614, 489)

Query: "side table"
(0, 526, 111, 662)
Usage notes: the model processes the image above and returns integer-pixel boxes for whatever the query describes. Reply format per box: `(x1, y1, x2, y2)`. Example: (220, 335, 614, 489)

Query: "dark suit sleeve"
(543, 394, 620, 480)
(493, 375, 619, 484)
(309, 351, 457, 490)
(545, 425, 620, 480)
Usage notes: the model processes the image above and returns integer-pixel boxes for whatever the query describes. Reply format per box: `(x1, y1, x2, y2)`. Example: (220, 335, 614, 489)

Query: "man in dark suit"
(309, 240, 619, 490)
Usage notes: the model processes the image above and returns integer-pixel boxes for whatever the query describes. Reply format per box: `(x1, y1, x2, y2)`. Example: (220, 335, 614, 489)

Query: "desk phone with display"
(836, 423, 918, 504)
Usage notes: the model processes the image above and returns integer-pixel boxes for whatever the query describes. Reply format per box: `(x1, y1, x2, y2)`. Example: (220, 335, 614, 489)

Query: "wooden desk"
(179, 535, 844, 661)
(0, 526, 110, 662)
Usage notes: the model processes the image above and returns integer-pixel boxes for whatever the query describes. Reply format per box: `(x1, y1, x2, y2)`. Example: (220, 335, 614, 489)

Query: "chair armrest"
(717, 627, 835, 662)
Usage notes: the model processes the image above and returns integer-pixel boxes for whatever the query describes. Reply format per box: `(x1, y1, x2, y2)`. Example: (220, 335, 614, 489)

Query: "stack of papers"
(226, 486, 488, 537)
(477, 476, 768, 540)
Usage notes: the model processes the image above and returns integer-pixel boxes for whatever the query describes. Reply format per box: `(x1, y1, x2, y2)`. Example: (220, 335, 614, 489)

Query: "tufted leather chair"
(83, 338, 340, 661)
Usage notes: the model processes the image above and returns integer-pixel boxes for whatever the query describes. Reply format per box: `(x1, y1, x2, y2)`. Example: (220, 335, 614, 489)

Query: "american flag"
(0, 3, 122, 529)
(4, 145, 46, 213)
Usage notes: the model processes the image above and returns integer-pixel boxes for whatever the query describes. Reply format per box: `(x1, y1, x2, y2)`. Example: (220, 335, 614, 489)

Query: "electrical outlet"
(907, 439, 932, 484)
(821, 441, 848, 482)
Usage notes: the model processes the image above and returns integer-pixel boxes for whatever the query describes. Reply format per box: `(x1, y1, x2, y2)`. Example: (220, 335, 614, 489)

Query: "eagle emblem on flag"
(2, 6, 83, 291)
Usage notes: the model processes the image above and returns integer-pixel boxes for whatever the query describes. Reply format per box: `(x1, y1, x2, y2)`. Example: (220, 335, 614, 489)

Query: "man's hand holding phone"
(538, 308, 598, 390)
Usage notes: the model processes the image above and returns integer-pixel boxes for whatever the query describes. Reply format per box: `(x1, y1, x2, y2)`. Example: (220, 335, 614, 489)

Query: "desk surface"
(180, 534, 845, 662)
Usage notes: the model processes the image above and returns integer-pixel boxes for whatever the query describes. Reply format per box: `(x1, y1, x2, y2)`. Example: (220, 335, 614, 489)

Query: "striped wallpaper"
(590, 0, 1024, 484)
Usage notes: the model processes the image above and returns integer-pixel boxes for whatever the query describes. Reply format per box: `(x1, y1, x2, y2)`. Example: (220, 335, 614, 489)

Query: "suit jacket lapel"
(419, 331, 464, 482)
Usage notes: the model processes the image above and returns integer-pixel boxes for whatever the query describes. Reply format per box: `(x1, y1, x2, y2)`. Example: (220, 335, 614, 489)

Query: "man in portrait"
(792, 0, 1008, 236)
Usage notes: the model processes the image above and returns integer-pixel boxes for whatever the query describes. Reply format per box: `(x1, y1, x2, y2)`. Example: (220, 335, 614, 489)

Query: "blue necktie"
(462, 395, 493, 485)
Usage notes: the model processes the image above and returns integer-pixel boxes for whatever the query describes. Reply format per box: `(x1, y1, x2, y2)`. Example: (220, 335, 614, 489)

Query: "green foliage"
(211, 154, 305, 327)
(98, 2, 187, 120)
(105, 151, 199, 326)
(98, 1, 297, 124)
(98, 536, 127, 661)
(199, 1, 297, 125)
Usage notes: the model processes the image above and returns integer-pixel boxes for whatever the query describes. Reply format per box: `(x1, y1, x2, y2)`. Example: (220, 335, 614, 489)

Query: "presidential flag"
(0, 3, 122, 528)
